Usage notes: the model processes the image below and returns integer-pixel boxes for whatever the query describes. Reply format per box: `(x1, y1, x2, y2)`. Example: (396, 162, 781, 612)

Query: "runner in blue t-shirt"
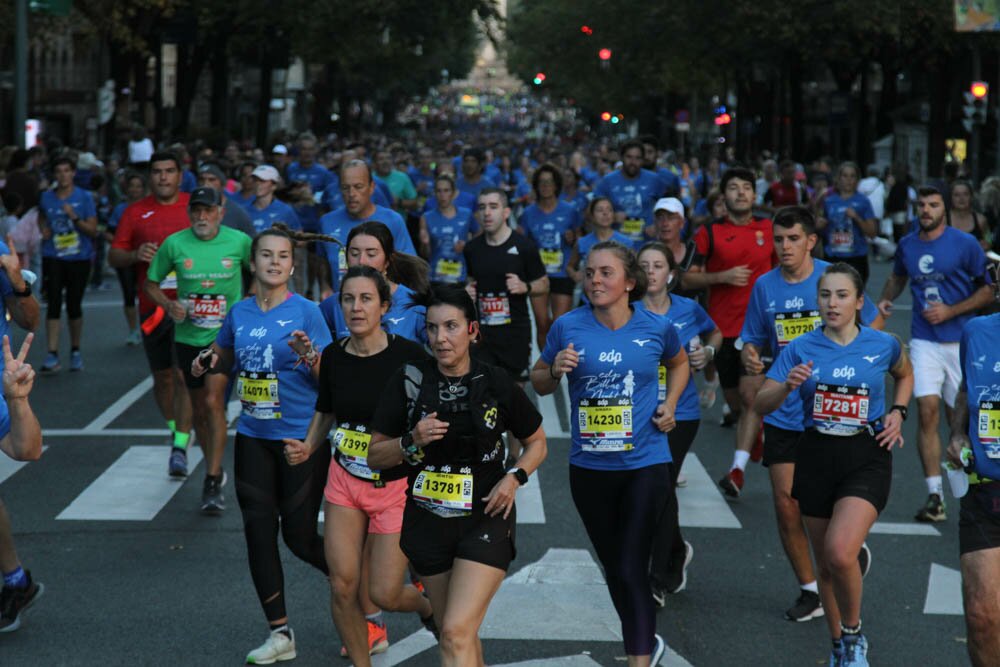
(193, 227, 332, 663)
(637, 241, 721, 605)
(739, 206, 880, 622)
(756, 263, 913, 667)
(38, 156, 98, 373)
(518, 164, 582, 351)
(946, 313, 1000, 664)
(319, 221, 428, 345)
(593, 140, 665, 249)
(419, 174, 472, 284)
(877, 185, 993, 524)
(817, 162, 878, 285)
(317, 161, 416, 297)
(531, 240, 688, 667)
(246, 165, 301, 235)
(567, 197, 632, 286)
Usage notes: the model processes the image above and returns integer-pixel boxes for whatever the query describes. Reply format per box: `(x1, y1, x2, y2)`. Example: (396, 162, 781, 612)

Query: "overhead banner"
(956, 1, 1000, 31)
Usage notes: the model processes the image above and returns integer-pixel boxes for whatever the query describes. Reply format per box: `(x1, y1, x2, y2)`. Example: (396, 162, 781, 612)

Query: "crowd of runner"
(1, 127, 999, 667)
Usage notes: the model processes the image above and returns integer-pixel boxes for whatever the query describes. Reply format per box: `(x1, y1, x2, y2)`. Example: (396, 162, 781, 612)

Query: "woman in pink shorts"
(284, 265, 436, 665)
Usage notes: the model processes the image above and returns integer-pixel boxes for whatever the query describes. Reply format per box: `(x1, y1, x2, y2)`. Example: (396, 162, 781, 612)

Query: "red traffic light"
(533, 72, 546, 85)
(714, 113, 732, 126)
(972, 81, 989, 99)
(600, 111, 612, 122)
(581, 25, 593, 35)
(598, 48, 612, 61)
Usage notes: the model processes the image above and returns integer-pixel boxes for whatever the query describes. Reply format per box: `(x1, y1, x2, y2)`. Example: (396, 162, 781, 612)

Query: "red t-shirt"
(765, 181, 805, 207)
(693, 217, 775, 337)
(112, 193, 191, 313)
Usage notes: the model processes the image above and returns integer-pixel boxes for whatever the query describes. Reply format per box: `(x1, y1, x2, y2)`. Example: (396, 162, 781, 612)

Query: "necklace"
(444, 374, 466, 394)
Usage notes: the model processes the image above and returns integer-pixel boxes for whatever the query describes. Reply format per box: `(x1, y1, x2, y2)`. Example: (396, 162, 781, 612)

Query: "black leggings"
(570, 462, 670, 656)
(650, 419, 700, 589)
(115, 266, 137, 307)
(235, 433, 331, 624)
(43, 257, 89, 321)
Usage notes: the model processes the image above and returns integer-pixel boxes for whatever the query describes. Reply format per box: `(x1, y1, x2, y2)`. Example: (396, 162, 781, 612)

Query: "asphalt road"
(0, 257, 971, 666)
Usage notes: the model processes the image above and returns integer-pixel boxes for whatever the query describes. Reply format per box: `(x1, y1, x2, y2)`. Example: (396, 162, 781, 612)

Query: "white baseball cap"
(271, 144, 289, 155)
(654, 197, 684, 215)
(252, 165, 281, 183)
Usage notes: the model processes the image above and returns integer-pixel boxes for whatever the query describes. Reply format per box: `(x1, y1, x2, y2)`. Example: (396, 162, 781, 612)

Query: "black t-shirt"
(316, 334, 429, 482)
(371, 360, 543, 510)
(463, 229, 546, 334)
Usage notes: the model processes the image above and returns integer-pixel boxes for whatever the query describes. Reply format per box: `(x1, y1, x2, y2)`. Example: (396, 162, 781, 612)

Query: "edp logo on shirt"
(832, 366, 856, 381)
(785, 296, 805, 310)
(598, 349, 623, 366)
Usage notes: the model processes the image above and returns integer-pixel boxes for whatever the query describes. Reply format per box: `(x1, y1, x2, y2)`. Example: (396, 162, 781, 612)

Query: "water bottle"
(945, 446, 972, 498)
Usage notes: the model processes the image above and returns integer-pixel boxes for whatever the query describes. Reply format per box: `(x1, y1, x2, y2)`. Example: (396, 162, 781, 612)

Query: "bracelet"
(400, 431, 424, 466)
(299, 349, 320, 367)
(548, 364, 559, 380)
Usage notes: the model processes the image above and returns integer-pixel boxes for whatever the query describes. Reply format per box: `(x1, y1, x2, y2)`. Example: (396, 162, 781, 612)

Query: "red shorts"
(324, 461, 407, 534)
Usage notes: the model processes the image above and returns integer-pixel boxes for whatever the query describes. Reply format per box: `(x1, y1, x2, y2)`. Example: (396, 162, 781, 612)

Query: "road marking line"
(56, 446, 203, 521)
(84, 376, 154, 431)
(870, 521, 940, 536)
(43, 429, 237, 437)
(0, 447, 47, 485)
(678, 454, 741, 529)
(516, 470, 545, 524)
(923, 562, 963, 615)
(370, 628, 438, 666)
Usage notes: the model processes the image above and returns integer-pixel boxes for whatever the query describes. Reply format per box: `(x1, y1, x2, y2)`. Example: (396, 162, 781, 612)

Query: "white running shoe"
(246, 628, 296, 664)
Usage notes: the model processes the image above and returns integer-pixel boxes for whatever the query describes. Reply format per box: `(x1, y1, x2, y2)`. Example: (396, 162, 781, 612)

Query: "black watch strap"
(507, 467, 528, 486)
(890, 404, 908, 421)
(12, 286, 31, 297)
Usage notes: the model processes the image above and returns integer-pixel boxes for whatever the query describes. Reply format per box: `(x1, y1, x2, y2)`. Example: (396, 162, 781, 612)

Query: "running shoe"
(126, 328, 141, 346)
(915, 494, 946, 522)
(858, 542, 872, 579)
(719, 404, 738, 427)
(829, 639, 844, 667)
(40, 352, 60, 374)
(0, 571, 44, 633)
(651, 586, 666, 609)
(246, 627, 296, 664)
(69, 350, 83, 372)
(339, 619, 389, 657)
(168, 447, 188, 478)
(420, 612, 440, 640)
(784, 589, 824, 622)
(665, 541, 694, 594)
(718, 468, 744, 498)
(651, 633, 666, 666)
(840, 632, 870, 667)
(201, 472, 227, 514)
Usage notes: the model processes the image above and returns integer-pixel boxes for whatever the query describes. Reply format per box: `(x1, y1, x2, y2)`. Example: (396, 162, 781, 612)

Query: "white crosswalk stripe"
(0, 447, 46, 484)
(56, 446, 203, 521)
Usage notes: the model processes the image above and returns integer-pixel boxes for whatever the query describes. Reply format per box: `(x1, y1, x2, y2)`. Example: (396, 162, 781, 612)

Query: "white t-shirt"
(128, 138, 154, 164)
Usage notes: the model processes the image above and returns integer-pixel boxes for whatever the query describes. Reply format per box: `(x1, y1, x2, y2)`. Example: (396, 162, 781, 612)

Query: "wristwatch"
(507, 467, 529, 486)
(889, 404, 908, 421)
(12, 286, 31, 298)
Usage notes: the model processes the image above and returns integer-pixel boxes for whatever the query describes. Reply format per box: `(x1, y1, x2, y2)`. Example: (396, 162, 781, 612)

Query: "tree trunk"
(172, 42, 208, 138)
(256, 64, 272, 148)
(927, 62, 947, 180)
(789, 54, 804, 159)
(210, 41, 229, 135)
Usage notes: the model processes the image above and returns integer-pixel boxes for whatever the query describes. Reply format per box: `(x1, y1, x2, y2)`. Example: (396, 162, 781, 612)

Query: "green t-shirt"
(382, 170, 417, 202)
(147, 226, 252, 346)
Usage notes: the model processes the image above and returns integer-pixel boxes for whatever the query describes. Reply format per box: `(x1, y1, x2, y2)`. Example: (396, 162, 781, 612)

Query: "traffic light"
(963, 81, 990, 132)
(611, 114, 622, 125)
(598, 48, 612, 61)
(580, 25, 593, 35)
(533, 72, 546, 85)
(600, 111, 612, 122)
(714, 104, 732, 126)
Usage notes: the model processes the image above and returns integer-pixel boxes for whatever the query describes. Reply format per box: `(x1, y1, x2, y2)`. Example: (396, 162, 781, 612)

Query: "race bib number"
(622, 218, 644, 237)
(479, 293, 511, 326)
(540, 248, 564, 274)
(578, 397, 633, 452)
(978, 401, 1000, 458)
(434, 258, 462, 282)
(334, 423, 378, 480)
(188, 293, 226, 329)
(812, 383, 869, 435)
(658, 366, 667, 402)
(774, 310, 822, 347)
(159, 271, 177, 291)
(412, 470, 473, 517)
(54, 231, 80, 257)
(830, 228, 854, 253)
(238, 371, 280, 420)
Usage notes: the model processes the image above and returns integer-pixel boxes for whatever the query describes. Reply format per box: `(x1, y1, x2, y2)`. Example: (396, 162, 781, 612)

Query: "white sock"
(801, 581, 819, 594)
(926, 476, 943, 497)
(732, 450, 750, 471)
